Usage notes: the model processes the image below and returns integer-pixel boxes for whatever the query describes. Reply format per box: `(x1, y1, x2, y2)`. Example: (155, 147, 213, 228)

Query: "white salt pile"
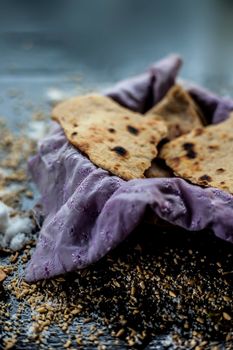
(0, 201, 34, 251)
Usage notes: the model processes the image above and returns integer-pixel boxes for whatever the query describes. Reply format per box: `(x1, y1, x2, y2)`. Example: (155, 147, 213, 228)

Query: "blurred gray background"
(0, 0, 233, 124)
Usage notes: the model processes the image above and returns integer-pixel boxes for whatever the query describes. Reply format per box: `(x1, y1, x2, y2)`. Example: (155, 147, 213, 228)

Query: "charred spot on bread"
(208, 145, 219, 150)
(199, 174, 212, 183)
(111, 146, 128, 156)
(182, 142, 197, 159)
(194, 128, 204, 136)
(216, 168, 225, 174)
(127, 125, 139, 135)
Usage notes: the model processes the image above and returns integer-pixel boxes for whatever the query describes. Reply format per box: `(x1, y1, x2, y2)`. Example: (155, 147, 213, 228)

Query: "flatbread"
(52, 94, 167, 180)
(160, 113, 233, 193)
(146, 84, 203, 140)
(144, 158, 173, 178)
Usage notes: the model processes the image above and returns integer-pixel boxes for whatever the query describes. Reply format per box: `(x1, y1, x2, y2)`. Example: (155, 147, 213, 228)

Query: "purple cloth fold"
(25, 55, 233, 282)
(106, 54, 182, 113)
(188, 85, 233, 124)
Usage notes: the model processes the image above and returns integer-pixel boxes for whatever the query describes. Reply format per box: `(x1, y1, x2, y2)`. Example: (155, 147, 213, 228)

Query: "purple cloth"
(188, 84, 233, 124)
(25, 55, 233, 282)
(106, 54, 182, 113)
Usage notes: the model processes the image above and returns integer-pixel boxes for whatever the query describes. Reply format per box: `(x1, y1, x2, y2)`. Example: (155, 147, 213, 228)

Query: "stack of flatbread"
(52, 84, 233, 194)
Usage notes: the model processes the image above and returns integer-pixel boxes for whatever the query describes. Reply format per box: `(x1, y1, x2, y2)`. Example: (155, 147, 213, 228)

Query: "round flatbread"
(160, 113, 233, 193)
(52, 94, 167, 180)
(146, 84, 203, 140)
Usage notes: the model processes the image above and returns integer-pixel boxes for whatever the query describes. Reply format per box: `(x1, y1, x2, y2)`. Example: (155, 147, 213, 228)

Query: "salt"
(0, 201, 34, 251)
